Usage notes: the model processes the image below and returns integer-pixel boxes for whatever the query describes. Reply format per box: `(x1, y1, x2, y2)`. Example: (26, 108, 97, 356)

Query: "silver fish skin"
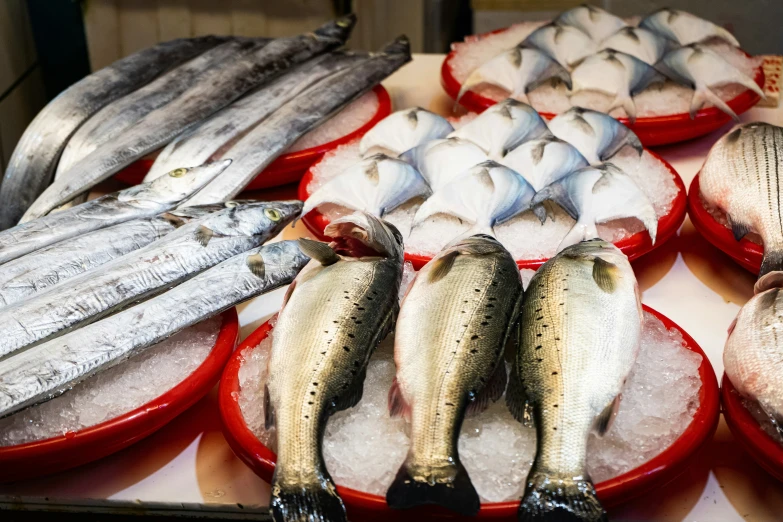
(22, 16, 356, 221)
(401, 137, 489, 191)
(522, 22, 598, 69)
(699, 123, 783, 292)
(508, 239, 641, 522)
(599, 26, 669, 65)
(0, 36, 228, 230)
(386, 235, 523, 516)
(359, 107, 454, 157)
(266, 212, 403, 522)
(547, 106, 643, 165)
(0, 161, 230, 266)
(555, 5, 627, 42)
(0, 240, 309, 419)
(0, 200, 301, 359)
(144, 51, 367, 182)
(184, 36, 412, 206)
(500, 136, 588, 191)
(640, 8, 740, 46)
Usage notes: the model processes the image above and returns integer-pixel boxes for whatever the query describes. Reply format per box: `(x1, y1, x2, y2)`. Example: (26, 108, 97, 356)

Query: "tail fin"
(610, 94, 637, 125)
(557, 220, 599, 252)
(756, 250, 783, 293)
(386, 461, 480, 517)
(691, 87, 739, 122)
(270, 476, 347, 522)
(518, 468, 607, 522)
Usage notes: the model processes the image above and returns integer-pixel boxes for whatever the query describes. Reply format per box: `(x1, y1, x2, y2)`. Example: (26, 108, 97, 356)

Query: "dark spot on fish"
(310, 392, 316, 395)
(471, 335, 479, 340)
(305, 415, 309, 419)
(353, 361, 360, 367)
(536, 316, 543, 321)
(535, 345, 542, 350)
(481, 321, 489, 326)
(553, 404, 558, 408)
(536, 333, 542, 337)
(553, 427, 557, 431)
(470, 349, 478, 354)
(475, 289, 481, 292)
(488, 297, 497, 301)
(446, 402, 454, 406)
(552, 371, 558, 375)
(537, 358, 543, 362)
(358, 307, 365, 310)
(348, 333, 355, 338)
(356, 320, 362, 324)
(308, 401, 313, 405)
(367, 297, 373, 300)
(555, 337, 560, 341)
(343, 346, 350, 352)
(313, 383, 318, 386)
(487, 304, 494, 308)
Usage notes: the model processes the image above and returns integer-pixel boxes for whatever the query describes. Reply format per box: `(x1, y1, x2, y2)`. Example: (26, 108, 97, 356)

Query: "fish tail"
(756, 250, 783, 293)
(518, 467, 607, 522)
(386, 460, 480, 516)
(557, 219, 598, 252)
(693, 87, 739, 122)
(610, 94, 637, 125)
(270, 474, 347, 522)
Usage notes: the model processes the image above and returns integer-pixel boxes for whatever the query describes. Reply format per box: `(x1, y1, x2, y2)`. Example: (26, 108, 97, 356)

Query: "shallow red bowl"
(113, 85, 392, 191)
(299, 149, 686, 270)
(441, 28, 764, 147)
(721, 373, 783, 481)
(0, 309, 239, 483)
(687, 174, 762, 274)
(219, 306, 719, 520)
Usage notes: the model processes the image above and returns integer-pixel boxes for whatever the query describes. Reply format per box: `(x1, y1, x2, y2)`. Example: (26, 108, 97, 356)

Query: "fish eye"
(264, 208, 282, 221)
(224, 201, 239, 208)
(168, 168, 188, 178)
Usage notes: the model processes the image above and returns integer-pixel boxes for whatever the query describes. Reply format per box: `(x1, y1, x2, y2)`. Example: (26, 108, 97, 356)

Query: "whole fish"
(0, 200, 301, 359)
(401, 138, 489, 191)
(387, 234, 523, 516)
(522, 22, 598, 69)
(547, 107, 643, 165)
(303, 153, 430, 217)
(457, 46, 571, 104)
(570, 49, 664, 124)
(555, 4, 627, 42)
(0, 36, 227, 230)
(501, 136, 588, 191)
(533, 163, 657, 250)
(144, 52, 367, 182)
(656, 44, 764, 121)
(413, 160, 540, 235)
(359, 108, 454, 157)
(184, 37, 412, 206)
(699, 123, 783, 292)
(0, 161, 230, 266)
(599, 26, 669, 65)
(507, 239, 641, 522)
(640, 8, 740, 46)
(0, 240, 309, 418)
(22, 16, 356, 221)
(266, 212, 404, 522)
(448, 99, 551, 160)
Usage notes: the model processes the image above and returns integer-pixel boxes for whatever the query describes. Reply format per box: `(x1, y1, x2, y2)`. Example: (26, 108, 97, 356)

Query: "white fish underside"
(547, 107, 644, 165)
(359, 108, 454, 157)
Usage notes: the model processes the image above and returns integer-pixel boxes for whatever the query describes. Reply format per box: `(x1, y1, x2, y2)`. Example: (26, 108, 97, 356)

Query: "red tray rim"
(218, 305, 720, 513)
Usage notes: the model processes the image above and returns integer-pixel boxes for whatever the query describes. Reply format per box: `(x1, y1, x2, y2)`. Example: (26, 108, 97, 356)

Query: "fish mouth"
(324, 211, 402, 259)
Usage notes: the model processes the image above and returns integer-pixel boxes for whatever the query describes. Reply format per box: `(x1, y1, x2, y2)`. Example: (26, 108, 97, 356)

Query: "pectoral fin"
(594, 394, 621, 436)
(246, 253, 266, 279)
(429, 251, 459, 283)
(727, 214, 750, 241)
(297, 238, 340, 266)
(195, 225, 214, 247)
(506, 363, 534, 428)
(592, 257, 620, 293)
(466, 360, 508, 417)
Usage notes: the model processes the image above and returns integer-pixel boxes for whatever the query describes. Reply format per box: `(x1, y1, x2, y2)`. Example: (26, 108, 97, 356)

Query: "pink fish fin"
(466, 360, 508, 417)
(727, 316, 738, 335)
(388, 377, 411, 420)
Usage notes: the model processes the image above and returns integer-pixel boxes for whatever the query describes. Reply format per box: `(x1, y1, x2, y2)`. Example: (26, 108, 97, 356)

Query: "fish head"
(324, 211, 404, 261)
(198, 199, 303, 239)
(127, 159, 233, 206)
(314, 14, 357, 43)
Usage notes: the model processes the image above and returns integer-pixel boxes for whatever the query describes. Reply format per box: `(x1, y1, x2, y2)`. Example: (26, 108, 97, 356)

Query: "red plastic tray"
(113, 85, 392, 191)
(0, 308, 239, 483)
(687, 174, 762, 274)
(219, 306, 719, 520)
(299, 149, 687, 270)
(441, 27, 764, 147)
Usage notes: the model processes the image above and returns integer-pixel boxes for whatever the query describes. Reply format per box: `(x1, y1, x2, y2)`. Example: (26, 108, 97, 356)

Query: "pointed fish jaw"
(123, 159, 232, 207)
(359, 108, 454, 157)
(324, 211, 404, 259)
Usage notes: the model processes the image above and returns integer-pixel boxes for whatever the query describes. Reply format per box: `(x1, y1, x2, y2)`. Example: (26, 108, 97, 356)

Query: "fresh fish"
(0, 36, 227, 230)
(507, 239, 641, 522)
(699, 123, 783, 292)
(0, 240, 309, 419)
(447, 99, 551, 160)
(655, 44, 764, 121)
(401, 138, 489, 191)
(570, 49, 665, 124)
(386, 234, 523, 516)
(599, 26, 669, 65)
(359, 108, 454, 157)
(303, 153, 429, 217)
(457, 46, 571, 104)
(0, 200, 301, 359)
(500, 136, 588, 191)
(522, 22, 598, 69)
(266, 212, 404, 522)
(413, 160, 539, 235)
(184, 37, 412, 206)
(0, 161, 230, 266)
(547, 107, 643, 165)
(22, 17, 356, 221)
(555, 4, 628, 42)
(533, 163, 658, 250)
(640, 8, 740, 46)
(144, 52, 367, 182)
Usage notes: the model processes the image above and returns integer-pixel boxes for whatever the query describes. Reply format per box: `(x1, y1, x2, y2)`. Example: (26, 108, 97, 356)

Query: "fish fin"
(263, 384, 275, 430)
(388, 377, 411, 420)
(428, 250, 459, 283)
(601, 130, 643, 161)
(532, 203, 548, 224)
(466, 360, 508, 417)
(533, 183, 578, 220)
(297, 238, 340, 266)
(594, 394, 621, 436)
(558, 220, 599, 251)
(693, 87, 739, 122)
(610, 94, 637, 125)
(246, 253, 266, 279)
(270, 472, 347, 522)
(758, 250, 783, 292)
(727, 214, 750, 241)
(519, 468, 606, 522)
(330, 364, 367, 413)
(195, 225, 214, 247)
(592, 257, 620, 293)
(386, 460, 480, 516)
(506, 363, 534, 428)
(755, 271, 783, 294)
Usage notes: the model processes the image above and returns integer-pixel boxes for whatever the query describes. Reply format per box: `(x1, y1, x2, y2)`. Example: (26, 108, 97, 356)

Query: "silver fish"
(0, 240, 309, 419)
(0, 200, 301, 359)
(699, 123, 783, 292)
(0, 161, 230, 266)
(359, 108, 454, 157)
(387, 235, 523, 516)
(401, 137, 489, 191)
(457, 46, 571, 104)
(555, 5, 628, 42)
(184, 36, 412, 207)
(448, 99, 551, 160)
(0, 36, 227, 230)
(599, 26, 669, 65)
(501, 136, 588, 191)
(522, 22, 598, 69)
(570, 49, 664, 124)
(266, 212, 404, 522)
(640, 8, 740, 46)
(22, 17, 355, 221)
(533, 163, 658, 250)
(656, 43, 764, 121)
(547, 107, 643, 165)
(508, 239, 641, 522)
(303, 153, 430, 217)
